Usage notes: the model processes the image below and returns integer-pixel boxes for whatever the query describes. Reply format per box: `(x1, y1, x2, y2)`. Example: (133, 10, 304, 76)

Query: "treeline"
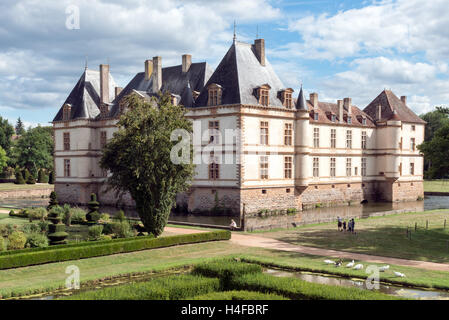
(0, 116, 54, 184)
(418, 107, 449, 179)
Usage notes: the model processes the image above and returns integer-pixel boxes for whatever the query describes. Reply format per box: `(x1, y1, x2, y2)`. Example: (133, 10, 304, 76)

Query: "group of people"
(337, 216, 356, 233)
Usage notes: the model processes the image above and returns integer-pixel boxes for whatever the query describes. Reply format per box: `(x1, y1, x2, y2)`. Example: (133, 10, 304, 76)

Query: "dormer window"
(257, 84, 271, 106)
(314, 112, 319, 121)
(331, 114, 336, 123)
(207, 83, 222, 106)
(280, 88, 293, 109)
(347, 116, 352, 124)
(362, 117, 367, 125)
(62, 104, 71, 121)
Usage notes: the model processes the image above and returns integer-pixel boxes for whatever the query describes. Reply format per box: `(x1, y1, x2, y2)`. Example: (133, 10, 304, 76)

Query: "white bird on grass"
(324, 259, 335, 264)
(346, 260, 355, 268)
(353, 264, 363, 270)
(394, 271, 406, 277)
(379, 265, 390, 272)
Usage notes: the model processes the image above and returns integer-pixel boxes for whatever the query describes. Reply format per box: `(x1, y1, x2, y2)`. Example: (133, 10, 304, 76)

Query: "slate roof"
(109, 62, 213, 117)
(53, 69, 117, 121)
(296, 85, 307, 110)
(363, 90, 426, 124)
(308, 100, 376, 127)
(194, 41, 288, 108)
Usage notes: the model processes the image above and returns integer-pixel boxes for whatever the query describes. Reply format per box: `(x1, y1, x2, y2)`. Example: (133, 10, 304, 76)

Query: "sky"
(1, 0, 449, 128)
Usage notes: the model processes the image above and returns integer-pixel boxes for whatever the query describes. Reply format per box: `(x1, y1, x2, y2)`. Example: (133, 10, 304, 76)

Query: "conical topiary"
(48, 191, 58, 210)
(26, 174, 36, 184)
(86, 193, 100, 224)
(37, 169, 45, 183)
(48, 171, 54, 184)
(23, 169, 30, 181)
(47, 206, 68, 245)
(15, 171, 25, 184)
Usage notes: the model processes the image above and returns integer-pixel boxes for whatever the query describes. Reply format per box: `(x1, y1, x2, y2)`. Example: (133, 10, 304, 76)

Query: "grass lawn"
(424, 180, 449, 193)
(0, 183, 54, 191)
(251, 209, 449, 263)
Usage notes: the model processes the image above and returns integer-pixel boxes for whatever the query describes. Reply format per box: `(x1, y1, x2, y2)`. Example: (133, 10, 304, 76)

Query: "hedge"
(0, 230, 231, 270)
(60, 275, 220, 300)
(190, 290, 289, 300)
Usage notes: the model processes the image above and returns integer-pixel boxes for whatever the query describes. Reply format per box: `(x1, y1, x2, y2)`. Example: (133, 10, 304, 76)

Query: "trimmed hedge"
(191, 290, 289, 300)
(230, 273, 400, 300)
(0, 230, 231, 270)
(61, 275, 220, 300)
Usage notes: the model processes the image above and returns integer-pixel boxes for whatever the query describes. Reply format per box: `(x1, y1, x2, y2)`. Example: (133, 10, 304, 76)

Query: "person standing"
(230, 219, 237, 231)
(342, 220, 347, 232)
(337, 216, 342, 231)
(351, 219, 355, 234)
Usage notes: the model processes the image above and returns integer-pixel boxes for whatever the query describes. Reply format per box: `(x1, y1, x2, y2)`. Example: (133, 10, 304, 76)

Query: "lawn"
(0, 183, 54, 191)
(424, 180, 449, 193)
(251, 209, 449, 263)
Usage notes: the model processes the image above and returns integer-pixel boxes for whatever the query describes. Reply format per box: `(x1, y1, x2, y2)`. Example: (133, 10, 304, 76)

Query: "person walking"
(342, 220, 347, 232)
(351, 218, 355, 234)
(337, 216, 342, 231)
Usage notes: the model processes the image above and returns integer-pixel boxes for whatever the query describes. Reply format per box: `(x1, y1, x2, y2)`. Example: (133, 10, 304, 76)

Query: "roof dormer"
(256, 84, 271, 106)
(207, 83, 222, 106)
(279, 88, 294, 109)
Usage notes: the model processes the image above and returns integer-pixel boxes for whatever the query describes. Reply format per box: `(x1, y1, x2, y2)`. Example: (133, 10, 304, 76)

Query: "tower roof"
(296, 85, 307, 110)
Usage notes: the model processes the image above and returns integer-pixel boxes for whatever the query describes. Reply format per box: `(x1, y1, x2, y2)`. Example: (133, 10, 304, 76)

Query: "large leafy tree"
(420, 107, 449, 142)
(0, 116, 14, 155)
(0, 146, 8, 172)
(418, 123, 449, 179)
(100, 93, 194, 237)
(15, 117, 25, 135)
(13, 125, 54, 172)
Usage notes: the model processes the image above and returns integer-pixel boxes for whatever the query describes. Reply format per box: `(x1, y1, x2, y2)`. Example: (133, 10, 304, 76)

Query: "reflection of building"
(52, 37, 425, 215)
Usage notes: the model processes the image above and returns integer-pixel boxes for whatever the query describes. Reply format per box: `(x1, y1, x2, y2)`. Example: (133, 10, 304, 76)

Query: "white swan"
(324, 259, 335, 264)
(346, 260, 355, 268)
(353, 264, 363, 270)
(394, 271, 406, 277)
(379, 265, 390, 272)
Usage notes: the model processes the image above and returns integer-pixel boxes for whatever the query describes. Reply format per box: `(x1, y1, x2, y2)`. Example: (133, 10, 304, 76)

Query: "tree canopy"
(420, 107, 449, 142)
(15, 117, 25, 135)
(418, 123, 449, 179)
(100, 93, 194, 237)
(0, 146, 8, 173)
(0, 116, 15, 155)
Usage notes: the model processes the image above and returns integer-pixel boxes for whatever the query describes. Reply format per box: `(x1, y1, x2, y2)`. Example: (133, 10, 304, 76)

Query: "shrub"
(21, 223, 41, 234)
(15, 170, 25, 184)
(100, 213, 110, 222)
(86, 194, 100, 224)
(26, 233, 49, 248)
(0, 238, 6, 252)
(103, 221, 133, 238)
(62, 204, 72, 226)
(28, 207, 47, 222)
(7, 231, 27, 250)
(115, 210, 126, 222)
(38, 221, 49, 233)
(70, 208, 87, 224)
(99, 234, 112, 241)
(9, 210, 14, 216)
(48, 205, 64, 218)
(37, 169, 45, 183)
(48, 171, 54, 184)
(287, 208, 297, 215)
(0, 230, 231, 269)
(191, 290, 289, 300)
(48, 191, 58, 210)
(26, 173, 36, 184)
(0, 225, 9, 237)
(88, 225, 104, 241)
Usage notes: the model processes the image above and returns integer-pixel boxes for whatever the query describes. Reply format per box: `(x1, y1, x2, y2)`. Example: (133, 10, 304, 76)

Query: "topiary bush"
(38, 221, 49, 233)
(62, 204, 72, 226)
(14, 170, 25, 184)
(100, 213, 110, 223)
(88, 225, 104, 241)
(48, 171, 54, 184)
(7, 231, 27, 250)
(26, 173, 36, 184)
(47, 205, 68, 245)
(37, 169, 45, 183)
(48, 191, 58, 210)
(26, 233, 49, 248)
(86, 193, 100, 224)
(114, 210, 126, 222)
(103, 221, 133, 238)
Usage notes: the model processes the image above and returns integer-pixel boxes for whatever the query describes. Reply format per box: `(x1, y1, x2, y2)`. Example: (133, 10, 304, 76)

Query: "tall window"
(258, 85, 271, 106)
(207, 85, 222, 106)
(282, 90, 293, 108)
(410, 162, 415, 175)
(346, 158, 352, 177)
(412, 125, 415, 131)
(100, 131, 107, 149)
(314, 112, 319, 121)
(209, 121, 220, 144)
(362, 117, 367, 125)
(410, 138, 415, 151)
(284, 156, 292, 178)
(313, 157, 319, 178)
(330, 158, 336, 178)
(313, 128, 320, 148)
(209, 152, 219, 180)
(330, 129, 336, 148)
(260, 121, 269, 145)
(284, 123, 292, 145)
(260, 156, 268, 179)
(361, 131, 367, 149)
(347, 116, 352, 124)
(63, 132, 70, 151)
(331, 114, 336, 123)
(346, 130, 352, 149)
(361, 158, 367, 176)
(64, 159, 71, 177)
(63, 104, 71, 121)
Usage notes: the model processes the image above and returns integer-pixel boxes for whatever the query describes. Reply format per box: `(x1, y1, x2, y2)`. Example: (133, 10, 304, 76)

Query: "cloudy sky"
(1, 0, 448, 127)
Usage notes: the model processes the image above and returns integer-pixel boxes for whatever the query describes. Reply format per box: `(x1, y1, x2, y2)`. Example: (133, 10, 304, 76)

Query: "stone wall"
(0, 187, 53, 199)
(241, 187, 299, 214)
(187, 187, 240, 214)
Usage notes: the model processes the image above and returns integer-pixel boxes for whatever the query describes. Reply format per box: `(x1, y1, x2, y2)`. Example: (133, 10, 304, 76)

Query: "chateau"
(52, 38, 425, 216)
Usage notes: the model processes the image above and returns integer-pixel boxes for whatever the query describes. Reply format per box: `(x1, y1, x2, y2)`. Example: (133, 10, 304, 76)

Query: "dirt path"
(230, 232, 449, 272)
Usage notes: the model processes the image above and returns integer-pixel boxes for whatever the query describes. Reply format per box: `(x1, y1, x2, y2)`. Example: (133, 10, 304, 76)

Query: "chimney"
(100, 64, 109, 104)
(401, 96, 407, 105)
(115, 87, 123, 99)
(182, 54, 192, 73)
(377, 105, 382, 120)
(145, 59, 153, 81)
(343, 97, 352, 114)
(338, 100, 344, 123)
(310, 93, 318, 109)
(152, 56, 162, 92)
(254, 39, 265, 66)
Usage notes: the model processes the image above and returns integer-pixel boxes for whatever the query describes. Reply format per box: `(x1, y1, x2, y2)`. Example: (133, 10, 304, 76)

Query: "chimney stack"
(152, 56, 162, 92)
(343, 97, 352, 115)
(338, 100, 344, 123)
(254, 39, 265, 66)
(115, 87, 123, 99)
(377, 105, 382, 120)
(145, 59, 153, 81)
(182, 54, 192, 73)
(100, 64, 109, 105)
(310, 93, 318, 109)
(401, 96, 407, 105)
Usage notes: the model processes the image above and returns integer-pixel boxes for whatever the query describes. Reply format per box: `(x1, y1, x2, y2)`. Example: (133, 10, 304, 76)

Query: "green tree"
(15, 117, 25, 135)
(0, 146, 8, 173)
(418, 123, 449, 178)
(0, 116, 14, 155)
(13, 125, 53, 172)
(100, 93, 194, 237)
(420, 107, 449, 142)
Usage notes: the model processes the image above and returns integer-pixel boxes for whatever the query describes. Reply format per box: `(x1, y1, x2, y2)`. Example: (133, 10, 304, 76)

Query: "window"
(410, 138, 415, 151)
(260, 121, 269, 145)
(362, 117, 367, 125)
(207, 84, 222, 106)
(257, 85, 271, 106)
(313, 157, 319, 178)
(284, 156, 292, 179)
(64, 159, 70, 177)
(209, 121, 220, 144)
(63, 104, 71, 121)
(284, 123, 292, 146)
(361, 131, 367, 149)
(100, 131, 107, 149)
(410, 162, 415, 175)
(361, 158, 367, 176)
(313, 128, 320, 148)
(260, 156, 268, 179)
(331, 129, 336, 148)
(330, 158, 336, 178)
(354, 167, 358, 176)
(346, 158, 352, 177)
(346, 130, 352, 149)
(314, 112, 319, 121)
(331, 114, 336, 123)
(412, 125, 415, 131)
(209, 151, 219, 180)
(347, 116, 352, 124)
(63, 132, 70, 151)
(282, 89, 293, 108)
(399, 162, 402, 176)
